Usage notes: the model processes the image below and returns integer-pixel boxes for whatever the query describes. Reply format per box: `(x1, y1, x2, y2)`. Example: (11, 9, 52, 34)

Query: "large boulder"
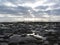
(9, 34, 37, 44)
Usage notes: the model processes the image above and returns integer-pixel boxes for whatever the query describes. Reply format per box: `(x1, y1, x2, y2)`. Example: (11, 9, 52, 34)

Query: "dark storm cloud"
(32, 8, 60, 16)
(0, 5, 16, 14)
(0, 5, 32, 15)
(32, 0, 60, 16)
(35, 6, 48, 11)
(52, 4, 60, 8)
(0, 0, 35, 16)
(45, 9, 60, 15)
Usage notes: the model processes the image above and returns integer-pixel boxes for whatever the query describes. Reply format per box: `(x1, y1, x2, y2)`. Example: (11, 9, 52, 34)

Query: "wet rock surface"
(0, 22, 60, 45)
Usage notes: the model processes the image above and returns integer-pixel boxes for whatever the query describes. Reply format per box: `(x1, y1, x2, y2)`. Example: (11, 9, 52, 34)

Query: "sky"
(0, 0, 60, 22)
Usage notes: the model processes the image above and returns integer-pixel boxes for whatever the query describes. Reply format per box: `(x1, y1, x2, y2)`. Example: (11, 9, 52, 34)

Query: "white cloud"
(4, 2, 17, 7)
(22, 0, 47, 8)
(0, 0, 60, 22)
(0, 14, 23, 18)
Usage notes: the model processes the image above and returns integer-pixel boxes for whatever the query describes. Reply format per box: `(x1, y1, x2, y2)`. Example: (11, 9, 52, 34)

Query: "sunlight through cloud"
(0, 0, 60, 22)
